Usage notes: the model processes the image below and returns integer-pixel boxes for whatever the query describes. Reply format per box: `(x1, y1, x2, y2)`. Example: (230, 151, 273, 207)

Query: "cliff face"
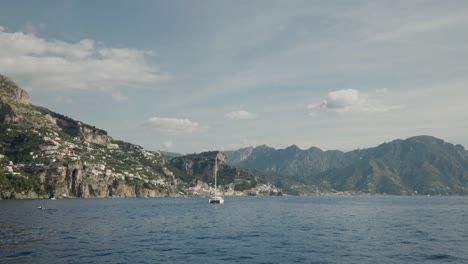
(0, 75, 30, 125)
(42, 161, 169, 198)
(0, 128, 180, 199)
(0, 101, 16, 124)
(45, 112, 111, 145)
(0, 75, 30, 105)
(0, 75, 180, 199)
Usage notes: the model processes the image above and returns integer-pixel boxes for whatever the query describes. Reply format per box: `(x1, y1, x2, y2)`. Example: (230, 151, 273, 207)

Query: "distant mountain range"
(225, 136, 468, 195)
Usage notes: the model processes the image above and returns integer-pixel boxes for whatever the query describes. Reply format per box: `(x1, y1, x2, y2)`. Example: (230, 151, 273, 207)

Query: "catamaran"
(209, 153, 224, 204)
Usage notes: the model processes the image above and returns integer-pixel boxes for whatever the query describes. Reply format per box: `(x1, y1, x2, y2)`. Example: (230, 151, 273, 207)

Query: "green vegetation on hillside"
(0, 173, 46, 196)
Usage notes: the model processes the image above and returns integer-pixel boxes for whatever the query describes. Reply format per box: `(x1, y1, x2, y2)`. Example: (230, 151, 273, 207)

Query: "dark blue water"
(1, 196, 468, 264)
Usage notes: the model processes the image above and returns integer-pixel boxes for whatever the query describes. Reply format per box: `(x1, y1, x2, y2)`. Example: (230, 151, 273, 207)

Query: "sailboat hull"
(209, 197, 224, 204)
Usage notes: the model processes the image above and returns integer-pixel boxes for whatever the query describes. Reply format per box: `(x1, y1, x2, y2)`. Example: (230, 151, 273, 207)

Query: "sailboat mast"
(214, 155, 217, 195)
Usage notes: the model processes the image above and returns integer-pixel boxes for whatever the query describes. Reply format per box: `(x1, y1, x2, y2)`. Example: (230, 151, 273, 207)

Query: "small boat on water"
(37, 206, 44, 210)
(209, 195, 224, 204)
(50, 197, 56, 200)
(209, 153, 224, 204)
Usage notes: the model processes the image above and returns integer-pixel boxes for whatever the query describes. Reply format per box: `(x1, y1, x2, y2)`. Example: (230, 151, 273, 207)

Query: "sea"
(1, 196, 468, 264)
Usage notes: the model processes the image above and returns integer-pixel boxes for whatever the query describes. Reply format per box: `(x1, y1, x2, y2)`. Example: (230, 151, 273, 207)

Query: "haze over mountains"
(1, 74, 468, 198)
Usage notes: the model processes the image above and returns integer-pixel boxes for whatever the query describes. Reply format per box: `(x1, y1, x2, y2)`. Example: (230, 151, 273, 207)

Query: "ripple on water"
(1, 251, 34, 262)
(423, 253, 467, 263)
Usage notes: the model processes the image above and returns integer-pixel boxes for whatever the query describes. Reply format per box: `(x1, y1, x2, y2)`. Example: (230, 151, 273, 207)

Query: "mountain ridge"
(225, 135, 468, 195)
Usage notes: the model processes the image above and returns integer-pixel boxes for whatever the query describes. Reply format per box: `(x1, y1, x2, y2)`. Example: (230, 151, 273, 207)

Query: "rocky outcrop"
(66, 163, 83, 196)
(79, 125, 110, 145)
(0, 189, 48, 199)
(10, 191, 47, 199)
(35, 161, 176, 198)
(42, 112, 111, 145)
(1, 190, 13, 199)
(185, 180, 212, 196)
(0, 75, 30, 105)
(0, 75, 28, 124)
(0, 99, 17, 124)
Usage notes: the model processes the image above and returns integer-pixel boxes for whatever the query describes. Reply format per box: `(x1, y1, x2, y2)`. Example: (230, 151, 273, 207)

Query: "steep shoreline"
(0, 74, 282, 199)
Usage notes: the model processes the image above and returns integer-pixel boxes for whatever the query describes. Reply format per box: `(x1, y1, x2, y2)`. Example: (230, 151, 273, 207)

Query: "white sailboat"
(209, 153, 224, 204)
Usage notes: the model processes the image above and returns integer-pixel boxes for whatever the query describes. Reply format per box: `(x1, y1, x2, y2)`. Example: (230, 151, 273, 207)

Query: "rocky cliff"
(0, 74, 181, 199)
(0, 74, 281, 199)
(0, 75, 30, 105)
(0, 75, 29, 124)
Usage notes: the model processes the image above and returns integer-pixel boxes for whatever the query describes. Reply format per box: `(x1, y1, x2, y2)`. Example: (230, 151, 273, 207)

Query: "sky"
(1, 0, 468, 154)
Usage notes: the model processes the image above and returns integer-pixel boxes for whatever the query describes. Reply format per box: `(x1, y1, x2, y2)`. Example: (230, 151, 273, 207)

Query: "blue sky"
(1, 0, 468, 153)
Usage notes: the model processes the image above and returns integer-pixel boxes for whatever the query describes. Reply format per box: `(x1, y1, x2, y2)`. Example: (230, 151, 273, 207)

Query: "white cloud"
(143, 117, 202, 134)
(0, 26, 169, 95)
(225, 110, 258, 120)
(307, 89, 402, 113)
(162, 141, 173, 149)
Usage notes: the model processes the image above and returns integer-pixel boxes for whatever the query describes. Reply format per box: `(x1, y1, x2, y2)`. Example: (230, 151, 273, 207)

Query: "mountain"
(168, 151, 282, 196)
(317, 136, 468, 195)
(0, 74, 180, 199)
(225, 136, 468, 195)
(0, 74, 280, 199)
(224, 144, 361, 194)
(225, 144, 359, 177)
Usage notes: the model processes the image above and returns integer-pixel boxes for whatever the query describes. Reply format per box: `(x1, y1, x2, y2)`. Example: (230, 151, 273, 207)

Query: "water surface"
(1, 196, 468, 263)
